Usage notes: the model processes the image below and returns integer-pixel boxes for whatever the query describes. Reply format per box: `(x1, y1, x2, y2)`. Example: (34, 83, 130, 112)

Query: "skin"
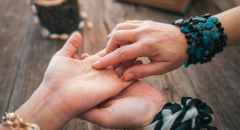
(0, 33, 166, 130)
(92, 6, 240, 81)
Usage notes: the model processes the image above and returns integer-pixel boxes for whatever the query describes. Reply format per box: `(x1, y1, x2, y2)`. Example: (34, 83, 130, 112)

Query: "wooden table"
(0, 0, 239, 129)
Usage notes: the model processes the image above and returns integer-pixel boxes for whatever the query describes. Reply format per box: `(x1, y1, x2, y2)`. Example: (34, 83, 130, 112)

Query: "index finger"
(92, 43, 145, 69)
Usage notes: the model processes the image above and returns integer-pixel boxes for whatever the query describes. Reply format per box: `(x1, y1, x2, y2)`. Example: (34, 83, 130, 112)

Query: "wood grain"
(0, 0, 239, 130)
(118, 0, 192, 13)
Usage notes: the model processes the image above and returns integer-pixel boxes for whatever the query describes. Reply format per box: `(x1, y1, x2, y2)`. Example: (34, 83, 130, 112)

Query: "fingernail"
(93, 61, 100, 68)
(125, 73, 134, 81)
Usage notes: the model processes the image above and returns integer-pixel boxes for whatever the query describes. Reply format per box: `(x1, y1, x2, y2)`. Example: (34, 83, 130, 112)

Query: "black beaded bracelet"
(151, 97, 217, 130)
(172, 13, 228, 68)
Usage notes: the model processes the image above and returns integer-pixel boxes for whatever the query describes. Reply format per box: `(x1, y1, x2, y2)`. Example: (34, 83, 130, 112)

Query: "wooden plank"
(0, 0, 31, 115)
(117, 0, 193, 14)
(211, 0, 239, 12)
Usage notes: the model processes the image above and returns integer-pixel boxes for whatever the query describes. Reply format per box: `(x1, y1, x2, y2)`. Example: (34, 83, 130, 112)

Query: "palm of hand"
(41, 33, 132, 118)
(80, 80, 166, 130)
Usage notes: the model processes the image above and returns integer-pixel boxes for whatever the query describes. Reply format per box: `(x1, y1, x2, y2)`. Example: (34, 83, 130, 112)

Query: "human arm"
(0, 33, 135, 130)
(92, 6, 240, 81)
(79, 80, 166, 130)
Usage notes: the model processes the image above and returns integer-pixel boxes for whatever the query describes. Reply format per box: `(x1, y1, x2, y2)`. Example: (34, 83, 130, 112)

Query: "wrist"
(12, 83, 71, 130)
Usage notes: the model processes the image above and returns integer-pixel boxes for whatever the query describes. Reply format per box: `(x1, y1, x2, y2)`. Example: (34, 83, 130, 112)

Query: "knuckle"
(157, 67, 167, 75)
(138, 68, 148, 78)
(115, 23, 123, 30)
(111, 31, 120, 40)
(115, 48, 126, 58)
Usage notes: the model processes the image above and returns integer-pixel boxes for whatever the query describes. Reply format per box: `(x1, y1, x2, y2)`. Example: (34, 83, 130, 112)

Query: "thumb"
(123, 62, 168, 81)
(58, 32, 82, 57)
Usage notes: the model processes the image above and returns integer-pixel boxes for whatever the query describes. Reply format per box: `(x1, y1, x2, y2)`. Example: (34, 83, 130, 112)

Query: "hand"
(79, 80, 167, 130)
(92, 20, 189, 81)
(12, 33, 135, 130)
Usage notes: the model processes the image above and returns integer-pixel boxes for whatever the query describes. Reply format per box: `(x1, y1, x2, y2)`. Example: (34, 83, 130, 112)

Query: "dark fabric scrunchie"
(152, 97, 217, 130)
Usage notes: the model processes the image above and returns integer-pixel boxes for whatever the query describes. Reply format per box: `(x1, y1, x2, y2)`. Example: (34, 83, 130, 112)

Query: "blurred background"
(0, 0, 239, 130)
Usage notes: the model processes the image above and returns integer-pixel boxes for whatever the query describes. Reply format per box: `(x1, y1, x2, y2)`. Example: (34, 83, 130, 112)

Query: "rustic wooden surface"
(0, 0, 239, 130)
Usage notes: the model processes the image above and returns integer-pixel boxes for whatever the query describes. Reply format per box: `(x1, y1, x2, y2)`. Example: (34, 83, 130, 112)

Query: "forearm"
(214, 6, 240, 47)
(0, 84, 71, 130)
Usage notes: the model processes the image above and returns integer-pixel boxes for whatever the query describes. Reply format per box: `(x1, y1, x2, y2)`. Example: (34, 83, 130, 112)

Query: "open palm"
(41, 33, 134, 119)
(79, 80, 167, 130)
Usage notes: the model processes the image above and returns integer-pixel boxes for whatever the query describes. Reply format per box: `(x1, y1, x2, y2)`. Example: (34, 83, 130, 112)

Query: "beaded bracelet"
(1, 112, 40, 130)
(145, 97, 217, 130)
(172, 13, 228, 68)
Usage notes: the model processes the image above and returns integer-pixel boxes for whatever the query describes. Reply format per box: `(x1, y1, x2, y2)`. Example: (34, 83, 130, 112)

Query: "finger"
(96, 49, 107, 57)
(93, 43, 144, 69)
(83, 50, 107, 64)
(58, 33, 82, 57)
(106, 30, 138, 54)
(123, 62, 169, 81)
(78, 107, 116, 128)
(72, 54, 80, 60)
(115, 59, 136, 77)
(108, 23, 140, 38)
(112, 62, 122, 70)
(124, 20, 143, 24)
(81, 53, 90, 60)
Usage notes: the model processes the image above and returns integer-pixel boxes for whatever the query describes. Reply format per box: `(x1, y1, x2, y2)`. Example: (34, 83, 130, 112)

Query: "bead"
(214, 45, 223, 53)
(185, 33, 191, 39)
(203, 13, 211, 19)
(175, 19, 184, 26)
(191, 32, 199, 41)
(202, 31, 211, 40)
(193, 59, 198, 64)
(188, 23, 193, 29)
(189, 17, 194, 22)
(195, 47, 205, 59)
(183, 21, 188, 26)
(210, 41, 215, 50)
(41, 28, 50, 38)
(60, 33, 69, 40)
(221, 42, 227, 47)
(195, 41, 201, 47)
(205, 50, 210, 56)
(184, 61, 189, 68)
(218, 27, 224, 32)
(192, 18, 198, 23)
(184, 19, 191, 25)
(187, 39, 193, 44)
(172, 21, 175, 25)
(193, 28, 198, 32)
(200, 37, 211, 50)
(198, 31, 203, 37)
(180, 26, 190, 33)
(198, 17, 207, 23)
(192, 18, 198, 24)
(204, 22, 214, 30)
(207, 56, 212, 62)
(187, 45, 196, 55)
(187, 60, 192, 65)
(208, 17, 218, 23)
(216, 22, 222, 27)
(215, 40, 221, 46)
(220, 33, 228, 42)
(203, 57, 208, 63)
(211, 28, 220, 40)
(195, 23, 205, 31)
